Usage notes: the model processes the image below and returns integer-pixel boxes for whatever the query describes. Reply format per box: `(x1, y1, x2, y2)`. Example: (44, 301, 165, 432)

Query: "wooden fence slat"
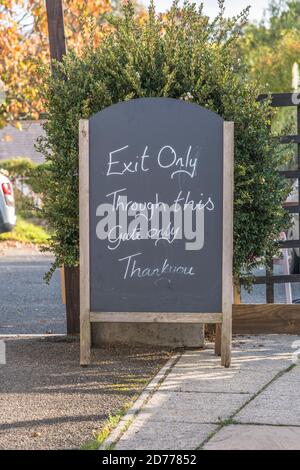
(278, 240, 300, 249)
(280, 135, 300, 144)
(279, 170, 300, 179)
(253, 274, 300, 285)
(233, 304, 300, 335)
(234, 283, 241, 304)
(284, 205, 300, 214)
(258, 93, 299, 107)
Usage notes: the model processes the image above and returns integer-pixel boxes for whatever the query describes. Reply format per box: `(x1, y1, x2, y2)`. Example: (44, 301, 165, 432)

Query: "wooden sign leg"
(79, 119, 91, 365)
(80, 317, 91, 366)
(222, 121, 234, 368)
(215, 324, 221, 356)
(221, 308, 232, 367)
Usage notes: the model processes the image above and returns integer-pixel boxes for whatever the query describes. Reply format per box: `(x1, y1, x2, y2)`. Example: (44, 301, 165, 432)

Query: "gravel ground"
(0, 247, 66, 334)
(0, 336, 171, 450)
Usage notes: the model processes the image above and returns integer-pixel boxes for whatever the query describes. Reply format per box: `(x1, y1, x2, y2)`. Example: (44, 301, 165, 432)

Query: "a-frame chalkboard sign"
(79, 98, 234, 367)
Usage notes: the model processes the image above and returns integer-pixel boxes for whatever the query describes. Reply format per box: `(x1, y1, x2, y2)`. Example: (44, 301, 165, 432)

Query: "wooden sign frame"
(79, 117, 234, 368)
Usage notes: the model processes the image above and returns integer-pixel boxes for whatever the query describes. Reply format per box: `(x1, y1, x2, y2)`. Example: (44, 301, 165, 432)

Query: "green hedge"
(37, 0, 291, 283)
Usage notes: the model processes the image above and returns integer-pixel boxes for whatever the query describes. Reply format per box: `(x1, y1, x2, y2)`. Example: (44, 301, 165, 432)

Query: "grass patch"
(217, 417, 238, 427)
(81, 402, 133, 451)
(110, 377, 148, 392)
(0, 217, 49, 245)
(80, 353, 174, 450)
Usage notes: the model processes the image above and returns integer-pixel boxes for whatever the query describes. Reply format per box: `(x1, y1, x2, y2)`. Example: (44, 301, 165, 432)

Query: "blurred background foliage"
(240, 0, 300, 93)
(1, 0, 300, 129)
(239, 0, 300, 148)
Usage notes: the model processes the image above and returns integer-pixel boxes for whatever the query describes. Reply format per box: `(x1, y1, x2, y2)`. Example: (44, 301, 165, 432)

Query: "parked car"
(0, 172, 16, 233)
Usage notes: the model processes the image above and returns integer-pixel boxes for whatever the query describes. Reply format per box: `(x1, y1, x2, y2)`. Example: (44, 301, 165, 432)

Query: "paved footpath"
(101, 335, 300, 450)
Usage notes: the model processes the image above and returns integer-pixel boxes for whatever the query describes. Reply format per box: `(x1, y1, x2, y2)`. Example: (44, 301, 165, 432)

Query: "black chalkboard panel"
(89, 98, 224, 313)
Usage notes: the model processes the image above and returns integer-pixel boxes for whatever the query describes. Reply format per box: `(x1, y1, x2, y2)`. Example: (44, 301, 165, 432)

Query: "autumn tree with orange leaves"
(0, 0, 133, 128)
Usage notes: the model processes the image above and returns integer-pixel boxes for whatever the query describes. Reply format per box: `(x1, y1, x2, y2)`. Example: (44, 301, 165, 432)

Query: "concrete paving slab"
(259, 366, 300, 397)
(231, 354, 292, 371)
(236, 389, 300, 426)
(131, 390, 249, 425)
(232, 336, 299, 356)
(232, 335, 300, 354)
(159, 368, 278, 394)
(116, 416, 216, 450)
(203, 424, 300, 450)
(173, 349, 292, 372)
(173, 336, 296, 372)
(103, 336, 300, 450)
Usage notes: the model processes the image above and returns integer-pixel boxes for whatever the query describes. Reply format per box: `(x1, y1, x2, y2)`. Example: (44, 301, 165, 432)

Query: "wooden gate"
(233, 92, 300, 334)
